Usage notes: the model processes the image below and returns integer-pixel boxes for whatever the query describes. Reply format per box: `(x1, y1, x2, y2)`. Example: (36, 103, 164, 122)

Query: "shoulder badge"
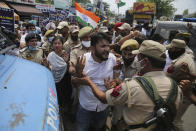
(26, 53, 34, 60)
(167, 65, 175, 73)
(19, 47, 28, 53)
(111, 84, 122, 97)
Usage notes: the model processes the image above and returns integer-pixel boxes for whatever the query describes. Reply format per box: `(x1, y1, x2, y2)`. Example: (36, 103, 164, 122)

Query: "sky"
(91, 0, 196, 15)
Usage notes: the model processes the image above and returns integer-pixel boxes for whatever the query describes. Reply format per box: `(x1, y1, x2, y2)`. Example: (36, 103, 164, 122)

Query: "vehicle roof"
(154, 21, 196, 39)
(0, 55, 59, 131)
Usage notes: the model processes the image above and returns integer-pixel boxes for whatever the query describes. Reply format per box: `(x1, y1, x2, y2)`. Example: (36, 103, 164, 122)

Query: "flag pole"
(117, 3, 119, 21)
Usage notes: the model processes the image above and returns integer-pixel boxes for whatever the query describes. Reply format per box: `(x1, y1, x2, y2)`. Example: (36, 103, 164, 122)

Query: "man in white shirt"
(72, 32, 116, 131)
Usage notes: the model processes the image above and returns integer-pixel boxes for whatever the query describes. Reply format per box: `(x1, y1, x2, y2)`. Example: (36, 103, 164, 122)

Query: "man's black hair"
(169, 30, 179, 42)
(26, 23, 35, 29)
(25, 33, 41, 43)
(52, 36, 64, 44)
(134, 36, 146, 45)
(150, 34, 164, 43)
(91, 32, 110, 47)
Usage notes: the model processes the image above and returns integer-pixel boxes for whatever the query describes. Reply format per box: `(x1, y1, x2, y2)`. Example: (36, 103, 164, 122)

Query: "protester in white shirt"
(72, 32, 116, 131)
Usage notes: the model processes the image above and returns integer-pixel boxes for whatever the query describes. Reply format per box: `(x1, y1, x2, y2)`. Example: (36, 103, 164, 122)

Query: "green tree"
(188, 12, 196, 18)
(102, 2, 115, 17)
(183, 9, 189, 17)
(75, 0, 91, 4)
(136, 0, 176, 18)
(103, 2, 110, 11)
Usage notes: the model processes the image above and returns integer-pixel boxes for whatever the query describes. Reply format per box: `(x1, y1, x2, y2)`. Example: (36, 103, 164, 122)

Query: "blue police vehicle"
(0, 27, 63, 131)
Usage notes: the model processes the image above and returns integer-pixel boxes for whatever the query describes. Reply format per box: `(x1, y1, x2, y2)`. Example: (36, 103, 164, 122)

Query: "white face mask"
(135, 59, 144, 72)
(82, 41, 91, 48)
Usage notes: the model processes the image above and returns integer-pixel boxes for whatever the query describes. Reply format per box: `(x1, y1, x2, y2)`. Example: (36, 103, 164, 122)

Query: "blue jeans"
(75, 104, 108, 131)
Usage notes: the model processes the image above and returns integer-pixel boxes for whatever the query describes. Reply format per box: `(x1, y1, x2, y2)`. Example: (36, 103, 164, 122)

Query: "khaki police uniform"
(63, 37, 80, 54)
(106, 40, 183, 131)
(42, 40, 53, 54)
(112, 40, 139, 125)
(120, 39, 139, 79)
(70, 26, 92, 66)
(106, 71, 182, 131)
(111, 61, 138, 126)
(70, 44, 89, 66)
(63, 25, 80, 54)
(166, 39, 196, 131)
(122, 62, 137, 79)
(42, 30, 54, 53)
(19, 47, 43, 64)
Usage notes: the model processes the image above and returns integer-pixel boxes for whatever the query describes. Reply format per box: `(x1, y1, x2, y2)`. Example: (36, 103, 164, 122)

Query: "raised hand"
(76, 55, 86, 77)
(62, 51, 69, 62)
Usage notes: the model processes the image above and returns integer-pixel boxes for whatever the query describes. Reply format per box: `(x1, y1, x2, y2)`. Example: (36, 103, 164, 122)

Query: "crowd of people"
(5, 19, 196, 131)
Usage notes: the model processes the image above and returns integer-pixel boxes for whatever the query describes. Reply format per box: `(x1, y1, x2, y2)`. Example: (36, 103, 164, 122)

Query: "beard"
(71, 35, 78, 41)
(168, 49, 185, 60)
(121, 32, 127, 37)
(94, 49, 109, 61)
(122, 56, 134, 67)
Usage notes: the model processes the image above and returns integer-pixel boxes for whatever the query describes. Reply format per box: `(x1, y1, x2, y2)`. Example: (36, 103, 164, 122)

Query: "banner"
(0, 7, 14, 32)
(54, 0, 71, 9)
(41, 18, 49, 27)
(6, 0, 35, 5)
(35, 0, 54, 5)
(36, 4, 55, 12)
(57, 10, 69, 21)
(49, 10, 57, 22)
(133, 2, 156, 14)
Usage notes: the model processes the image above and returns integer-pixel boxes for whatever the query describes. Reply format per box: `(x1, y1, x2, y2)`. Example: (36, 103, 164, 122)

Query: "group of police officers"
(11, 20, 196, 131)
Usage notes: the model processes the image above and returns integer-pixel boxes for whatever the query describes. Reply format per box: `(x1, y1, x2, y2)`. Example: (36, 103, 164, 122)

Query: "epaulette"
(19, 47, 28, 53)
(37, 47, 43, 50)
(124, 78, 133, 81)
(72, 44, 82, 49)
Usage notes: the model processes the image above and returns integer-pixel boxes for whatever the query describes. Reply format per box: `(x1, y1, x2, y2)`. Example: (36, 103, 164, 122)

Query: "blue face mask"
(28, 46, 37, 51)
(28, 30, 36, 34)
(37, 42, 42, 47)
(48, 36, 54, 42)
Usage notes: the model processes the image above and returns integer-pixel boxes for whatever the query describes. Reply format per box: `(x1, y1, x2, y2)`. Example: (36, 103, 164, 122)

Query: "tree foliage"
(183, 9, 189, 17)
(188, 12, 196, 18)
(102, 2, 115, 17)
(136, 0, 176, 18)
(75, 0, 91, 4)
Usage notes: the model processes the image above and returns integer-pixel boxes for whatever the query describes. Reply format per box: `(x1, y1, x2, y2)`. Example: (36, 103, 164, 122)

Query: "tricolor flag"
(75, 2, 100, 28)
(115, 0, 120, 4)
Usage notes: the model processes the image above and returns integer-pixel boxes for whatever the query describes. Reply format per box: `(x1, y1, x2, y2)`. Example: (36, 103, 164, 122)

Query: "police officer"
(57, 21, 69, 42)
(42, 30, 54, 56)
(166, 39, 196, 131)
(19, 33, 43, 64)
(120, 39, 139, 79)
(69, 26, 92, 74)
(63, 25, 80, 54)
(111, 39, 139, 130)
(77, 40, 183, 131)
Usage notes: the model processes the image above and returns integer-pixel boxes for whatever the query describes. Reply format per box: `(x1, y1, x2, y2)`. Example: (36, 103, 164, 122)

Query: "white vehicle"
(154, 21, 196, 57)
